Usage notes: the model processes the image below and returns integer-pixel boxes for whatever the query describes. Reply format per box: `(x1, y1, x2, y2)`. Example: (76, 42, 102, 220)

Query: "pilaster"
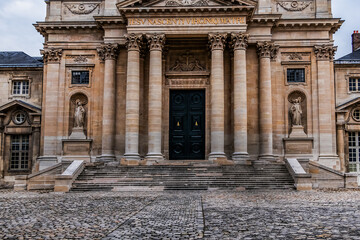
(97, 43, 119, 161)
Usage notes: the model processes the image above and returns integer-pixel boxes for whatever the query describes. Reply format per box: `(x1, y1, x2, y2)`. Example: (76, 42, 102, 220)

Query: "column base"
(123, 153, 141, 161)
(257, 154, 276, 164)
(208, 152, 227, 161)
(96, 154, 116, 162)
(145, 153, 164, 165)
(232, 152, 251, 165)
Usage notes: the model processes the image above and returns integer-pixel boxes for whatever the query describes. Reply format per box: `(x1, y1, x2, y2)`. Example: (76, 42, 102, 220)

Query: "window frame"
(286, 68, 306, 83)
(8, 75, 32, 99)
(71, 70, 90, 85)
(347, 74, 360, 93)
(283, 65, 309, 86)
(9, 135, 30, 171)
(66, 65, 94, 88)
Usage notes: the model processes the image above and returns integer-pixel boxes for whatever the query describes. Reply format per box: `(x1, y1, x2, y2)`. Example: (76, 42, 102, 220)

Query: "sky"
(0, 0, 358, 58)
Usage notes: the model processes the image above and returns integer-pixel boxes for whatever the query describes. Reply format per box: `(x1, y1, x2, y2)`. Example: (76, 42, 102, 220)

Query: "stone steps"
(70, 163, 295, 191)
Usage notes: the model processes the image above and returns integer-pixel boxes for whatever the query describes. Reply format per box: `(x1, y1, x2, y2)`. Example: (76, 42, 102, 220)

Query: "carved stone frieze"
(125, 33, 143, 51)
(314, 45, 337, 61)
(166, 78, 209, 86)
(257, 42, 279, 59)
(146, 34, 166, 51)
(170, 52, 205, 71)
(208, 33, 227, 51)
(277, 1, 312, 12)
(41, 48, 63, 64)
(231, 33, 249, 50)
(281, 52, 311, 62)
(97, 44, 120, 62)
(65, 3, 100, 15)
(165, 0, 209, 6)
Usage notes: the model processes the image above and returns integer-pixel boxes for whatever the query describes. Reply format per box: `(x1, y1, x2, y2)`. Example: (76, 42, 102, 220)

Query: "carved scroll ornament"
(41, 48, 63, 63)
(165, 0, 209, 6)
(257, 42, 279, 59)
(146, 34, 166, 51)
(208, 33, 227, 51)
(231, 33, 249, 50)
(277, 1, 312, 12)
(97, 44, 120, 62)
(125, 33, 143, 51)
(65, 3, 100, 15)
(170, 52, 205, 71)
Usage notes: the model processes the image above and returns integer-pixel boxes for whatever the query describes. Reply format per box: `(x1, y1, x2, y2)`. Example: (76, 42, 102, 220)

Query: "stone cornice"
(208, 33, 227, 51)
(146, 34, 166, 51)
(34, 22, 99, 36)
(97, 43, 120, 61)
(257, 42, 279, 59)
(314, 45, 337, 61)
(125, 33, 144, 51)
(41, 48, 63, 64)
(231, 33, 249, 50)
(275, 18, 344, 34)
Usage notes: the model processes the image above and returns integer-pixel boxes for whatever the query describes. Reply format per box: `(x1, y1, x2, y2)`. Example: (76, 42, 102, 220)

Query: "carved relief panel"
(273, 0, 315, 18)
(62, 2, 103, 20)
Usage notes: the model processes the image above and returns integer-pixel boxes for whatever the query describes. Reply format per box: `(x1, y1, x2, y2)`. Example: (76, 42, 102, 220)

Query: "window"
(349, 78, 360, 92)
(287, 69, 305, 83)
(13, 112, 26, 125)
(10, 135, 29, 170)
(71, 71, 89, 84)
(12, 81, 29, 95)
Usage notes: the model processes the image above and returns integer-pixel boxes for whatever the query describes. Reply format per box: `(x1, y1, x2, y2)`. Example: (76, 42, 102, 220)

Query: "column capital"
(231, 33, 249, 51)
(314, 45, 337, 61)
(146, 33, 166, 51)
(41, 48, 63, 64)
(208, 33, 227, 51)
(97, 43, 120, 62)
(256, 42, 279, 59)
(125, 33, 143, 52)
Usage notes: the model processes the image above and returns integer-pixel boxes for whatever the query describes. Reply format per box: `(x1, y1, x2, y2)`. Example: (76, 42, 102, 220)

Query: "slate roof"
(0, 52, 43, 68)
(335, 49, 360, 64)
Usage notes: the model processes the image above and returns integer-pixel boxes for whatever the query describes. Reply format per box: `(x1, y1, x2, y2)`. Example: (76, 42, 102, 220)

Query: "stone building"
(335, 31, 360, 177)
(32, 0, 342, 170)
(0, 52, 43, 182)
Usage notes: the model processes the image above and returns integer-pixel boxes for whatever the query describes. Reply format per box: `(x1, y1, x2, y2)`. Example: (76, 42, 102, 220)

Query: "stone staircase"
(70, 162, 295, 191)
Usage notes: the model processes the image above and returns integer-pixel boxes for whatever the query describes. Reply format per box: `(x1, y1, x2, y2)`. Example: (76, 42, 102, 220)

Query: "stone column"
(257, 42, 278, 161)
(231, 33, 249, 162)
(39, 49, 62, 164)
(146, 34, 165, 162)
(314, 45, 339, 166)
(208, 33, 227, 160)
(124, 34, 143, 161)
(97, 43, 119, 161)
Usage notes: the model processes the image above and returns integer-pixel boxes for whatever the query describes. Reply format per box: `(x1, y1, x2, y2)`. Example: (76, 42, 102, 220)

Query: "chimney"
(353, 30, 360, 52)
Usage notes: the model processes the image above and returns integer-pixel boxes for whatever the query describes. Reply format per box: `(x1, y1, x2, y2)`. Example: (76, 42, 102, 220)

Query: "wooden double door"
(169, 90, 205, 160)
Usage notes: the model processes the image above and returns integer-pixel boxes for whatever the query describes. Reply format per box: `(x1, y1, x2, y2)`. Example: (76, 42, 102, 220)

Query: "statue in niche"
(74, 99, 86, 128)
(290, 97, 302, 126)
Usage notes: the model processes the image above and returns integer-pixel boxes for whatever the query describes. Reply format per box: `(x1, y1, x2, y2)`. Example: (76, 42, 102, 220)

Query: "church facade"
(31, 0, 343, 171)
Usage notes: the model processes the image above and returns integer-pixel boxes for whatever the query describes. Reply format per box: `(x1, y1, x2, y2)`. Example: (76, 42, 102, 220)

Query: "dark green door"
(169, 90, 205, 160)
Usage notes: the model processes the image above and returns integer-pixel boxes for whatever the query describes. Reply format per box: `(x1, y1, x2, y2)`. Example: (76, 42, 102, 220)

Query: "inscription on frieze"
(128, 17, 246, 26)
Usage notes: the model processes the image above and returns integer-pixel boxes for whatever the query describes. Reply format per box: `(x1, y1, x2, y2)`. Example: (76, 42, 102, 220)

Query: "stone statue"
(74, 99, 86, 128)
(290, 97, 302, 126)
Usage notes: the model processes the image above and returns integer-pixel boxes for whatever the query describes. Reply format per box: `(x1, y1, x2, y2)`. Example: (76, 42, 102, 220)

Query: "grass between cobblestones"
(1, 189, 360, 239)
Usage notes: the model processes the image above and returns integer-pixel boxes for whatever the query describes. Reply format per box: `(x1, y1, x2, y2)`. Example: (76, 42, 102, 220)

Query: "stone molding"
(277, 1, 312, 12)
(41, 48, 63, 64)
(208, 33, 227, 51)
(97, 43, 120, 62)
(257, 42, 279, 59)
(231, 33, 249, 51)
(146, 34, 166, 51)
(314, 45, 337, 61)
(125, 33, 144, 52)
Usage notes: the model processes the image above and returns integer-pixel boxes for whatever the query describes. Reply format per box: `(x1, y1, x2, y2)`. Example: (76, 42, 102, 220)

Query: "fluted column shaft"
(146, 34, 165, 162)
(98, 44, 119, 161)
(257, 42, 278, 160)
(124, 34, 143, 160)
(231, 33, 249, 162)
(208, 33, 227, 160)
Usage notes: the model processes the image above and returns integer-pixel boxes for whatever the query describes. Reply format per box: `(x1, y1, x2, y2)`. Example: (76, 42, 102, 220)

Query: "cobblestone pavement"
(1, 190, 360, 239)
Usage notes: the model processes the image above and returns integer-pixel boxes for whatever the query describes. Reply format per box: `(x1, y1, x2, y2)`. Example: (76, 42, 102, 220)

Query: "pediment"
(0, 100, 41, 114)
(117, 0, 257, 9)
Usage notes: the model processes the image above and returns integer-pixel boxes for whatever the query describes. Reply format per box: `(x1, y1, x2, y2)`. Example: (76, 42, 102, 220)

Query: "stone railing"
(285, 158, 312, 191)
(54, 160, 85, 192)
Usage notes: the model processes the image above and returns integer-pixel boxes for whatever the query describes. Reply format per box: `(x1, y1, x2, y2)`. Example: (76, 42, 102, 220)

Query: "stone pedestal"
(284, 137, 313, 156)
(289, 125, 307, 138)
(69, 127, 86, 139)
(62, 139, 92, 162)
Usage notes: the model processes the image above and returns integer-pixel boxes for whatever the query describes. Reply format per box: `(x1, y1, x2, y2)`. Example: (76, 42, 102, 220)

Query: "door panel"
(170, 90, 205, 160)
